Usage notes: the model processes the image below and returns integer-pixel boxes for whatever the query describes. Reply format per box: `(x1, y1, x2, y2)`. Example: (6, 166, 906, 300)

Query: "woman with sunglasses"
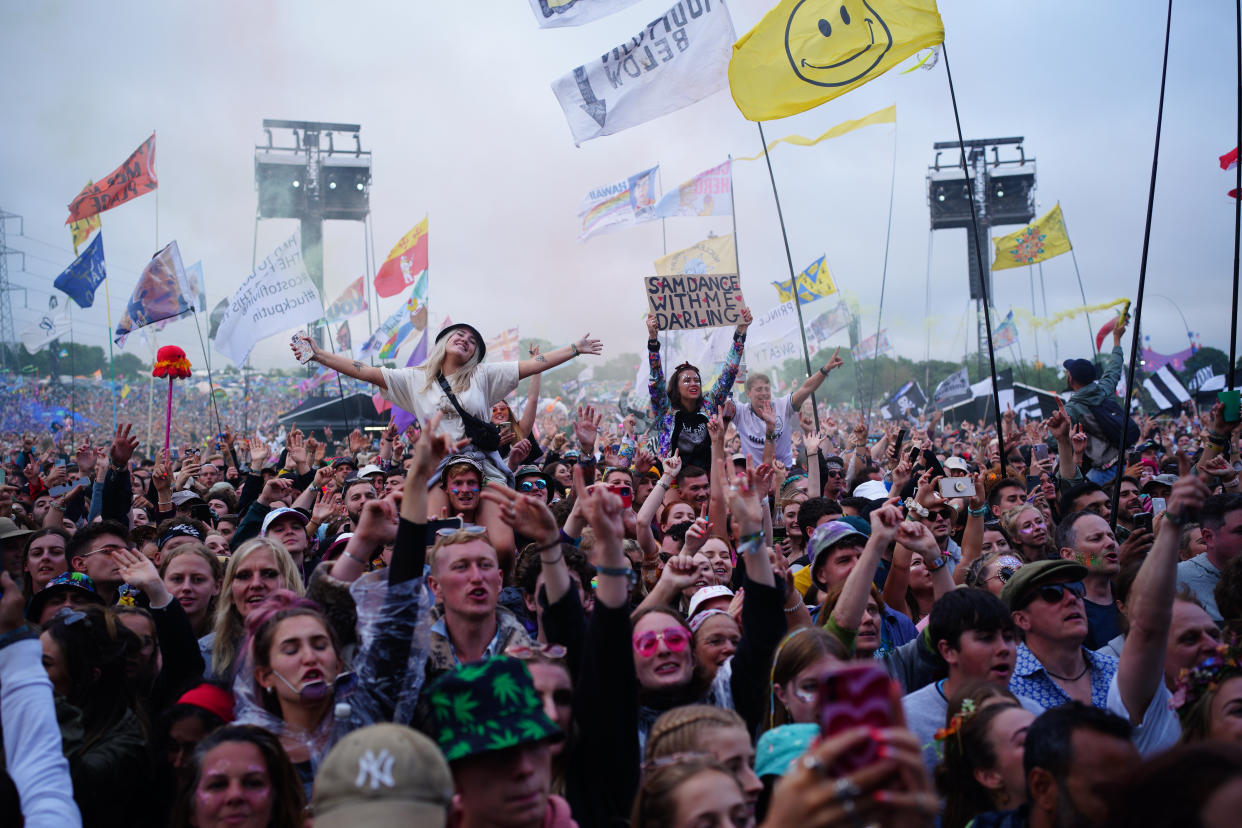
(645, 308, 752, 473)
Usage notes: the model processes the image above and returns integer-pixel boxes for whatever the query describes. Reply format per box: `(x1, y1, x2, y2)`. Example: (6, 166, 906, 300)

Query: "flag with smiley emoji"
(729, 0, 944, 120)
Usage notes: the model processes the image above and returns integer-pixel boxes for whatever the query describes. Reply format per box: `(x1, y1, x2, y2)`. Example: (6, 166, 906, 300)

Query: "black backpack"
(1085, 397, 1141, 452)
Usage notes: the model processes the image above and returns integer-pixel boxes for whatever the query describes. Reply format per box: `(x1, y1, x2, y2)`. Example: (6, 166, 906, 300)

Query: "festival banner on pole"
(551, 0, 736, 144)
(115, 241, 197, 345)
(184, 261, 208, 315)
(991, 204, 1072, 271)
(323, 276, 369, 323)
(212, 230, 324, 365)
(654, 160, 731, 218)
(65, 134, 158, 224)
(487, 327, 521, 362)
(374, 217, 428, 298)
(21, 304, 72, 354)
(852, 330, 892, 360)
(729, 1, 943, 120)
(378, 303, 428, 361)
(654, 234, 736, 276)
(528, 0, 642, 27)
(992, 310, 1018, 348)
(807, 303, 851, 344)
(772, 254, 836, 306)
(933, 366, 971, 407)
(53, 233, 107, 309)
(68, 182, 101, 254)
(734, 104, 897, 160)
(578, 166, 660, 240)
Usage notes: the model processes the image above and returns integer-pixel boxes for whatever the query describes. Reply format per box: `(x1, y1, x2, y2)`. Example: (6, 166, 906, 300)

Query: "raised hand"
(110, 423, 139, 470)
(311, 487, 338, 525)
(662, 449, 683, 479)
(574, 333, 604, 356)
(480, 484, 559, 547)
(508, 439, 532, 466)
(646, 313, 660, 340)
(258, 476, 295, 507)
(113, 546, 171, 605)
(682, 517, 709, 555)
(736, 306, 753, 333)
(821, 346, 843, 373)
(248, 437, 270, 469)
(726, 466, 765, 537)
(348, 428, 367, 455)
(574, 405, 602, 451)
(354, 498, 399, 545)
(869, 497, 905, 546)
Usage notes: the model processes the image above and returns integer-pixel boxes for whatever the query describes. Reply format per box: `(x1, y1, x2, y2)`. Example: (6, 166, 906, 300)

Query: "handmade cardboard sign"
(645, 273, 745, 330)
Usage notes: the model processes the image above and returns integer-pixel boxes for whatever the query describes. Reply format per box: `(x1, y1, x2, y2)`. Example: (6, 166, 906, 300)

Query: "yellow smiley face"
(785, 0, 894, 88)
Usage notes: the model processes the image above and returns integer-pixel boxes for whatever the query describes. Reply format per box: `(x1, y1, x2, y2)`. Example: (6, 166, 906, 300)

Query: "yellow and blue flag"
(773, 255, 836, 305)
(991, 204, 1072, 271)
(729, 0, 943, 121)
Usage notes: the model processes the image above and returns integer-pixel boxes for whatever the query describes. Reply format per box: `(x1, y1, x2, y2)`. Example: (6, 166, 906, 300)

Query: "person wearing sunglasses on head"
(1004, 478, 1204, 757)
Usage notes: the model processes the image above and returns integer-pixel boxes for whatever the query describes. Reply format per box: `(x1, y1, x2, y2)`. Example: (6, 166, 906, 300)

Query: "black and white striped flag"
(1189, 366, 1214, 392)
(1143, 366, 1191, 411)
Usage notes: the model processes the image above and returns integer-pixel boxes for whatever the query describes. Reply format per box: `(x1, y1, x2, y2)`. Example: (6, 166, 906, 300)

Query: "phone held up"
(938, 476, 976, 499)
(816, 664, 897, 776)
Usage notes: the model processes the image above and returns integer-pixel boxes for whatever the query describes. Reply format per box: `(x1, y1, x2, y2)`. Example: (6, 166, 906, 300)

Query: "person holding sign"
(646, 309, 751, 473)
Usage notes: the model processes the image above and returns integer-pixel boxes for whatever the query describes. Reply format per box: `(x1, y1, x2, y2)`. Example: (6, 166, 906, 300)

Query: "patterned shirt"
(648, 335, 745, 458)
(1009, 642, 1117, 711)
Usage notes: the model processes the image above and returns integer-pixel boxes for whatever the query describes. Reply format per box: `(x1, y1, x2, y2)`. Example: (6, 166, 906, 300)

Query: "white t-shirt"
(733, 394, 797, 465)
(380, 362, 520, 442)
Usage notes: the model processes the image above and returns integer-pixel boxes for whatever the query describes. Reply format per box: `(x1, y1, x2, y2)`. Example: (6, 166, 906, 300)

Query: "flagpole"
(658, 167, 668, 256)
(68, 304, 76, 447)
(192, 312, 225, 437)
(1038, 262, 1058, 364)
(1028, 265, 1040, 364)
(147, 333, 158, 452)
(1061, 210, 1097, 357)
(1110, 0, 1172, 529)
(864, 122, 901, 425)
(941, 44, 1008, 478)
(1231, 0, 1241, 390)
(756, 122, 819, 431)
(102, 278, 118, 433)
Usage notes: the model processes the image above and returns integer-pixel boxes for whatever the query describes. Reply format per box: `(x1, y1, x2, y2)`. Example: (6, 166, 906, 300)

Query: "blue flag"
(53, 233, 106, 308)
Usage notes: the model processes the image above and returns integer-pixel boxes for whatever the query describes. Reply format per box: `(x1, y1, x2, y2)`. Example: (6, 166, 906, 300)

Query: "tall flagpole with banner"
(756, 123, 819, 431)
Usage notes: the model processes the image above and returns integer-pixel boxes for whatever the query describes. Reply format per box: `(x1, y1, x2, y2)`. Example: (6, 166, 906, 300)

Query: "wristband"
(967, 505, 989, 517)
(570, 343, 580, 357)
(648, 339, 660, 352)
(596, 565, 638, 589)
(344, 549, 371, 567)
(783, 596, 805, 614)
(924, 552, 950, 573)
(904, 498, 930, 519)
(819, 366, 830, 377)
(739, 530, 764, 547)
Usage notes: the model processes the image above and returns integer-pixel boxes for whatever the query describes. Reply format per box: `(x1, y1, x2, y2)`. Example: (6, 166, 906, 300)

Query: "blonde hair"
(645, 705, 747, 761)
(211, 537, 303, 679)
(419, 331, 483, 394)
(999, 504, 1055, 558)
(427, 529, 495, 574)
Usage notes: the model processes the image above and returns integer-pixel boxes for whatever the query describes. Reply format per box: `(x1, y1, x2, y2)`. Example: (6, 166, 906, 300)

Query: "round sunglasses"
(632, 626, 691, 658)
(519, 479, 548, 492)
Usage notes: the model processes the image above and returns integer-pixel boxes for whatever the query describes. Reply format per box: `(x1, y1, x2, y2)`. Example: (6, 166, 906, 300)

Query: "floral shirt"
(648, 335, 745, 458)
(1009, 642, 1117, 712)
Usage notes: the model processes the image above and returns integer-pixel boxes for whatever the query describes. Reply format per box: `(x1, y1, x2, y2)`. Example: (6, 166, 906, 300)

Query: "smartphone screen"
(425, 517, 465, 546)
(817, 664, 895, 775)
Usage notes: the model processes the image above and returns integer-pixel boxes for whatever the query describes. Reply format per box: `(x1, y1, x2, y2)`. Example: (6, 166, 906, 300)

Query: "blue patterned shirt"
(1009, 642, 1117, 712)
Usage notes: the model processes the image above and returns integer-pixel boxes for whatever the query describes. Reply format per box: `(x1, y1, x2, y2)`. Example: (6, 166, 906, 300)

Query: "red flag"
(374, 218, 428, 298)
(65, 134, 158, 224)
(1222, 147, 1238, 170)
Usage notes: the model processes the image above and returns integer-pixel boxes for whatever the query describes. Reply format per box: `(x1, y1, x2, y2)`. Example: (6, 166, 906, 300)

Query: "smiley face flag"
(730, 0, 944, 121)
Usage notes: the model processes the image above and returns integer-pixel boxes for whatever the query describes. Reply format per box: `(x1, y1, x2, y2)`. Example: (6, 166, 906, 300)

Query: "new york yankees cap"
(310, 723, 453, 828)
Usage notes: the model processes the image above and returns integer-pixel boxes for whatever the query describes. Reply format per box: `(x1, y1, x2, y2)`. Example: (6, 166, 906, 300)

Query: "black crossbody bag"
(436, 373, 502, 452)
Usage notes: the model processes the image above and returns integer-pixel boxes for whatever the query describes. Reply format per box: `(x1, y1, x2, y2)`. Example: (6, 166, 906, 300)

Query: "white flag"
(528, 0, 642, 27)
(213, 229, 324, 365)
(577, 166, 659, 241)
(21, 305, 72, 353)
(550, 0, 736, 144)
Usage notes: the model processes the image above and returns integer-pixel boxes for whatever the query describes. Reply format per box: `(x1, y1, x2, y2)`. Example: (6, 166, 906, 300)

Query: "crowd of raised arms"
(1, 314, 1241, 828)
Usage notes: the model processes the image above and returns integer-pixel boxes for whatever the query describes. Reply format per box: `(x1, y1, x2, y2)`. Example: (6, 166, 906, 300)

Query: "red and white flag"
(1221, 147, 1238, 170)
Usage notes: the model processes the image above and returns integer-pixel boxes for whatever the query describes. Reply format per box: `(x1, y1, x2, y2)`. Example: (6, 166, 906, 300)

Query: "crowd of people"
(1, 313, 1241, 828)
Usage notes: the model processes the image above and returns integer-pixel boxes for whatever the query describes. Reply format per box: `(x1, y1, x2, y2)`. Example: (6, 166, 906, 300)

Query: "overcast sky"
(4, 0, 1238, 375)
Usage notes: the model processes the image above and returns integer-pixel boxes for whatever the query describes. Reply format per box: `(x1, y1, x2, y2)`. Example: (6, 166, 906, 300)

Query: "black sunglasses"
(1032, 581, 1085, 605)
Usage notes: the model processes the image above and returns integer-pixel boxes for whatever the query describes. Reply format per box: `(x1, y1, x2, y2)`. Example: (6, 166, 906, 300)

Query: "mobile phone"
(772, 526, 787, 543)
(816, 664, 896, 775)
(606, 483, 633, 509)
(892, 428, 907, 460)
(1218, 390, 1242, 423)
(1151, 497, 1167, 517)
(1032, 442, 1049, 463)
(907, 446, 920, 464)
(425, 516, 465, 546)
(922, 449, 946, 481)
(1133, 512, 1153, 534)
(49, 483, 74, 497)
(291, 333, 316, 364)
(1026, 475, 1042, 492)
(938, 476, 976, 499)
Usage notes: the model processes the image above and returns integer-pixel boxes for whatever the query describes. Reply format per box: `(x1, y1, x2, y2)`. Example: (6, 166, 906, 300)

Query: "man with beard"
(341, 476, 378, 527)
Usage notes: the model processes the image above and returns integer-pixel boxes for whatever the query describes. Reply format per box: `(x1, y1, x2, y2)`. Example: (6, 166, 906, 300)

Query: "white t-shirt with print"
(733, 394, 797, 465)
(380, 362, 520, 442)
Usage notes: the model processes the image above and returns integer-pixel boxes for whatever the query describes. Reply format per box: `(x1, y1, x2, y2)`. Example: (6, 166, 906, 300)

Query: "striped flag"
(1142, 365, 1191, 411)
(1190, 366, 1214, 392)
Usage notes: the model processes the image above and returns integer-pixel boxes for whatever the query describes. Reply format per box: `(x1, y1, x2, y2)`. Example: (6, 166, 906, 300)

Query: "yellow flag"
(654, 235, 736, 276)
(773, 255, 837, 304)
(121, 383, 131, 399)
(735, 105, 895, 161)
(69, 181, 101, 254)
(991, 204, 1073, 271)
(729, 0, 944, 121)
